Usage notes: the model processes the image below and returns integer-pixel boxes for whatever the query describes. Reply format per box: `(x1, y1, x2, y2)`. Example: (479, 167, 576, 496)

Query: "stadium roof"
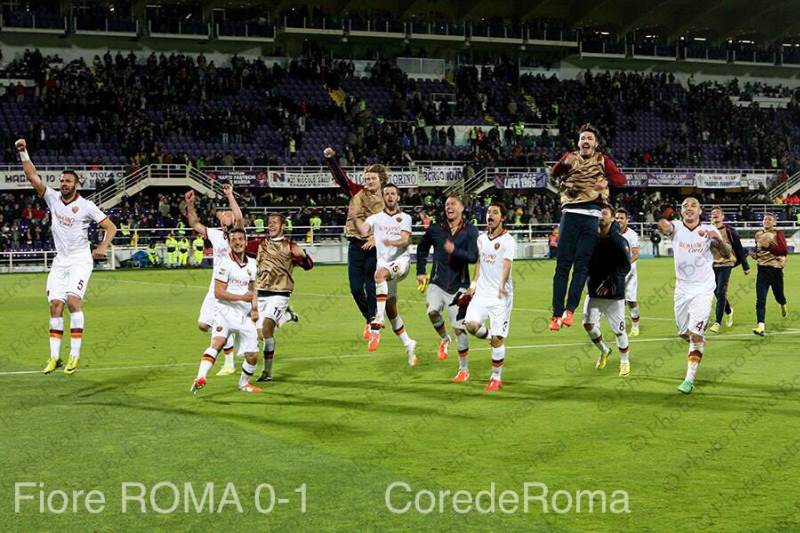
(191, 0, 800, 43)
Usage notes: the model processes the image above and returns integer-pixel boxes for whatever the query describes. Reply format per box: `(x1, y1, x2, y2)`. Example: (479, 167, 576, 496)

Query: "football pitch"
(1, 258, 799, 532)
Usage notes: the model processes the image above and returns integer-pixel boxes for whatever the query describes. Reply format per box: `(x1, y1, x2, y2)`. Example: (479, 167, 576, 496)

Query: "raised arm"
(702, 228, 732, 259)
(324, 147, 362, 197)
(657, 218, 674, 236)
(603, 157, 627, 188)
(14, 139, 46, 196)
(223, 183, 244, 229)
(184, 190, 207, 236)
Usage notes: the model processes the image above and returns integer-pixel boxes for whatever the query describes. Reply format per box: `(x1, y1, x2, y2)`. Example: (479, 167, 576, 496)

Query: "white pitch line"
(2, 329, 799, 377)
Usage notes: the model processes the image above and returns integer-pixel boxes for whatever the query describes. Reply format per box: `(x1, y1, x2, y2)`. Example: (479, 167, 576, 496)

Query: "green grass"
(1, 258, 799, 532)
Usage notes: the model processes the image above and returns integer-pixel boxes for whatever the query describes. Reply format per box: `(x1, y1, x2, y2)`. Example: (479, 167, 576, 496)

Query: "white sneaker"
(725, 308, 734, 328)
(406, 340, 418, 367)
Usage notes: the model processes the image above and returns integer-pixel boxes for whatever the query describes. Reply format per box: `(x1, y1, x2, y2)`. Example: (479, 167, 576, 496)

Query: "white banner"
(270, 170, 419, 188)
(420, 165, 462, 185)
(0, 169, 121, 190)
(694, 173, 747, 189)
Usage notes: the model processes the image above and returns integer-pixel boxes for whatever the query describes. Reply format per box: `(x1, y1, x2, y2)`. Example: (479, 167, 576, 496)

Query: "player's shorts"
(211, 305, 258, 353)
(624, 270, 638, 302)
(674, 287, 714, 336)
(464, 292, 513, 338)
(257, 294, 291, 330)
(198, 289, 216, 327)
(582, 296, 626, 334)
(426, 283, 465, 329)
(378, 257, 410, 296)
(46, 254, 93, 302)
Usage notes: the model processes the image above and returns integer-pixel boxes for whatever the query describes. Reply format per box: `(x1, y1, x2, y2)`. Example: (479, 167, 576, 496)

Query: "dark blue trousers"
(348, 239, 377, 323)
(552, 212, 599, 316)
(756, 265, 786, 323)
(713, 266, 733, 324)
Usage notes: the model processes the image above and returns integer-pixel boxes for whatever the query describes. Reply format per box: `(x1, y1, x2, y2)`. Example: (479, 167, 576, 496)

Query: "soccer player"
(185, 186, 244, 375)
(416, 195, 479, 371)
(15, 139, 118, 375)
(245, 213, 313, 382)
(708, 206, 750, 334)
(354, 184, 418, 366)
(584, 207, 632, 377)
(614, 209, 641, 336)
(751, 212, 788, 336)
(324, 147, 385, 338)
(463, 202, 515, 391)
(657, 198, 731, 394)
(190, 228, 261, 394)
(549, 124, 626, 331)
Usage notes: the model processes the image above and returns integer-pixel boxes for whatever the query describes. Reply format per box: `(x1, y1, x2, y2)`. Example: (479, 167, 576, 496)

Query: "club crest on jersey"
(494, 242, 501, 250)
(216, 326, 223, 332)
(71, 206, 79, 214)
(396, 216, 402, 223)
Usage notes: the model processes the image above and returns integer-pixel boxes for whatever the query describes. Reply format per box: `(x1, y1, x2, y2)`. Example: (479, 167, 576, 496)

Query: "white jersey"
(670, 221, 716, 292)
(621, 227, 640, 274)
(476, 231, 516, 297)
(213, 253, 256, 315)
(42, 188, 107, 258)
(206, 228, 231, 293)
(365, 210, 412, 264)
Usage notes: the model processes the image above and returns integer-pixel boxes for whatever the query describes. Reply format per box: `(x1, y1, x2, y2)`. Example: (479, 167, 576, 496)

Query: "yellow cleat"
(630, 323, 640, 337)
(619, 362, 631, 377)
(781, 304, 788, 318)
(708, 322, 720, 334)
(216, 365, 236, 376)
(595, 348, 611, 370)
(43, 357, 63, 374)
(753, 323, 766, 337)
(64, 356, 79, 375)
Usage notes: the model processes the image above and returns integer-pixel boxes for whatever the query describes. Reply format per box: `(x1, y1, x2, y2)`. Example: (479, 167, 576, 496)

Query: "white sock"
(686, 342, 704, 383)
(587, 325, 609, 353)
(197, 348, 218, 380)
(619, 347, 630, 364)
(69, 311, 84, 359)
(615, 331, 629, 351)
(630, 304, 640, 321)
(391, 316, 413, 346)
(374, 281, 388, 324)
(49, 317, 64, 359)
(239, 361, 256, 389)
(491, 345, 505, 380)
(223, 336, 235, 367)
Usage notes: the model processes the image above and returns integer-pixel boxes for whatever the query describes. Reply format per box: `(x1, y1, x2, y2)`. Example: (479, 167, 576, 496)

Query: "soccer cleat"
(367, 324, 383, 352)
(438, 335, 451, 360)
(43, 357, 63, 374)
(452, 370, 470, 383)
(406, 340, 418, 367)
(595, 347, 611, 370)
(619, 361, 631, 377)
(561, 310, 574, 327)
(549, 316, 562, 331)
(753, 323, 766, 336)
(255, 370, 273, 382)
(677, 380, 694, 394)
(781, 304, 788, 318)
(484, 378, 503, 392)
(362, 323, 371, 340)
(64, 356, 79, 375)
(725, 308, 734, 327)
(216, 365, 236, 376)
(630, 323, 640, 337)
(285, 305, 300, 323)
(239, 384, 262, 393)
(708, 322, 721, 334)
(190, 377, 207, 394)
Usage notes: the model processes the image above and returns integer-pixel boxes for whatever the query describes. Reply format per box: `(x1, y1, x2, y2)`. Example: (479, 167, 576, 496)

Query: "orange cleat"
(368, 329, 382, 351)
(561, 310, 574, 327)
(239, 384, 262, 393)
(451, 370, 470, 383)
(484, 378, 503, 392)
(549, 316, 562, 331)
(190, 377, 206, 394)
(362, 323, 371, 340)
(438, 336, 451, 360)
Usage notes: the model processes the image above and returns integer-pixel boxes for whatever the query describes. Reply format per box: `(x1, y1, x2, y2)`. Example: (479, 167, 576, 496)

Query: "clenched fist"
(323, 147, 335, 159)
(15, 139, 27, 152)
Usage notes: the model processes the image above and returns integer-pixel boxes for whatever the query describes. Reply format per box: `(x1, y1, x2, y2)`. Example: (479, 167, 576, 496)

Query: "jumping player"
(751, 212, 788, 336)
(354, 184, 417, 366)
(614, 208, 641, 336)
(657, 198, 731, 394)
(549, 124, 626, 331)
(15, 138, 118, 375)
(708, 206, 750, 334)
(463, 202, 515, 391)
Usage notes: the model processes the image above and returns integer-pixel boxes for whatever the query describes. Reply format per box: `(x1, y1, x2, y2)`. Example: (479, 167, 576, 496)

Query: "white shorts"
(426, 283, 465, 329)
(624, 270, 638, 303)
(674, 288, 714, 336)
(198, 289, 216, 326)
(464, 292, 512, 338)
(378, 257, 410, 296)
(212, 305, 258, 353)
(257, 294, 291, 330)
(46, 254, 93, 302)
(582, 297, 626, 334)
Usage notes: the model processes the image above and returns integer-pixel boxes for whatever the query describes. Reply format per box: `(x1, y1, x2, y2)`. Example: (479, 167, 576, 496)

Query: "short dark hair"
(228, 227, 246, 237)
(62, 170, 79, 183)
(383, 183, 400, 193)
(268, 212, 285, 224)
(579, 123, 601, 140)
(710, 205, 723, 212)
(489, 201, 507, 219)
(446, 194, 466, 206)
(615, 208, 629, 218)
